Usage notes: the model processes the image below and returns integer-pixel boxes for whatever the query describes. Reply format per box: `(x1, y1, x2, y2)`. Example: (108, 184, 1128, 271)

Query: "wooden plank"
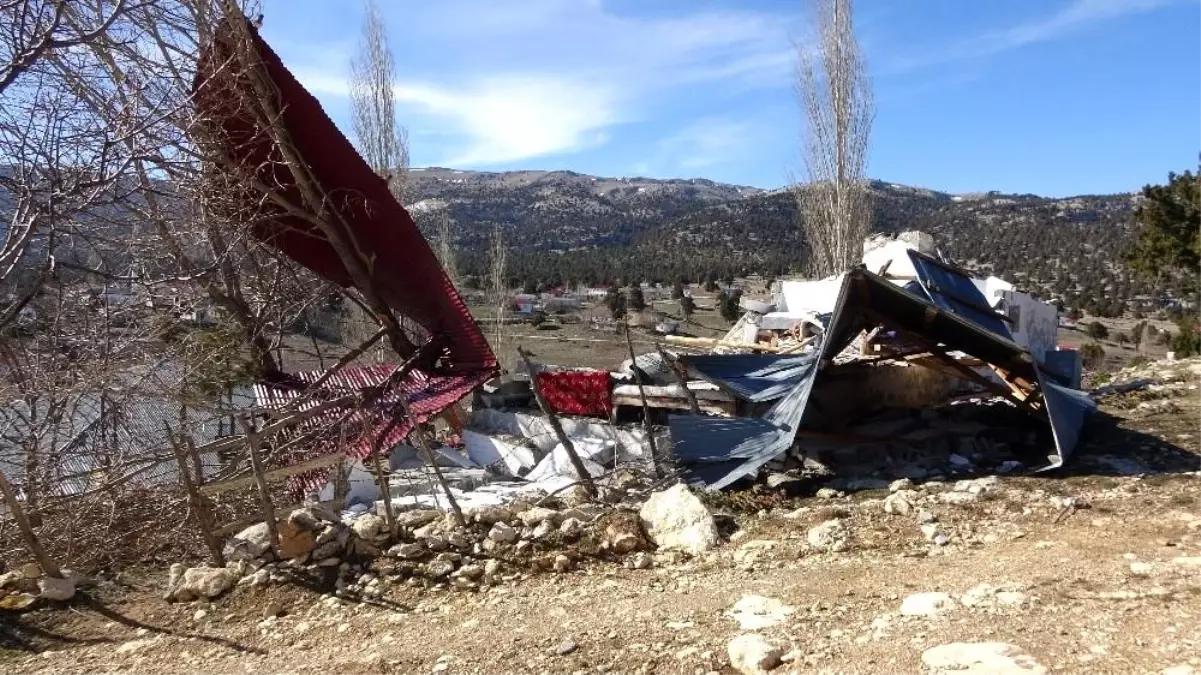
(198, 451, 345, 496)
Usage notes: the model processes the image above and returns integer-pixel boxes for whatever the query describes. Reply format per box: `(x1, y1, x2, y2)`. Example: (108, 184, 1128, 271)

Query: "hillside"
(407, 169, 1175, 314)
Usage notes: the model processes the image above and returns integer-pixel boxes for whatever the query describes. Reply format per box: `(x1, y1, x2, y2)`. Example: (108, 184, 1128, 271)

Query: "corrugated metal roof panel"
(680, 354, 815, 402)
(669, 350, 821, 489)
(1036, 366, 1096, 470)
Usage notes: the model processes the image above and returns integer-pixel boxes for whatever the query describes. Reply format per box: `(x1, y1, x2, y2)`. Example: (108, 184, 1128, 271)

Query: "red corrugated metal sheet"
(254, 365, 492, 495)
(193, 16, 498, 498)
(193, 17, 496, 376)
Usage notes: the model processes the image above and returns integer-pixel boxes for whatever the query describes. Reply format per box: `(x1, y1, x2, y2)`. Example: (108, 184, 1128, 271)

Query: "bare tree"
(488, 226, 507, 367)
(349, 0, 410, 203)
(434, 207, 459, 290)
(794, 0, 874, 277)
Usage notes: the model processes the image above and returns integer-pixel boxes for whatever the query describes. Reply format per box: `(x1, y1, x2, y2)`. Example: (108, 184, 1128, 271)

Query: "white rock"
(559, 517, 583, 537)
(631, 552, 653, 569)
(889, 478, 913, 492)
(351, 514, 388, 541)
(960, 583, 1026, 608)
(996, 591, 1029, 606)
(1162, 665, 1198, 675)
(193, 609, 208, 621)
(728, 633, 784, 675)
(726, 594, 794, 630)
(224, 522, 273, 561)
(517, 507, 559, 527)
(733, 540, 778, 566)
(939, 491, 979, 505)
(1129, 561, 1155, 576)
(918, 509, 938, 524)
(176, 567, 236, 600)
(553, 555, 571, 572)
(388, 543, 424, 559)
(532, 520, 556, 540)
(884, 491, 916, 515)
(488, 522, 518, 544)
(638, 484, 719, 555)
(426, 560, 455, 579)
(483, 559, 501, 579)
(899, 591, 956, 617)
(807, 519, 849, 552)
(815, 487, 844, 499)
(922, 642, 1046, 675)
(37, 576, 75, 602)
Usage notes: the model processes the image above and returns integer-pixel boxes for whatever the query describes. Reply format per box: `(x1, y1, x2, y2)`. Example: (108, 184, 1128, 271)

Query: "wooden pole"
(625, 328, 661, 476)
(169, 430, 225, 567)
(370, 418, 401, 534)
(398, 397, 467, 527)
(240, 417, 279, 559)
(658, 346, 701, 415)
(0, 469, 62, 578)
(517, 346, 598, 499)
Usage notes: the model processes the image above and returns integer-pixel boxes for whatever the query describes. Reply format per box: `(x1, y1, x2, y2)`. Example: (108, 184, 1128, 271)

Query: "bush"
(1080, 342, 1106, 368)
(1170, 316, 1201, 357)
(1086, 321, 1109, 340)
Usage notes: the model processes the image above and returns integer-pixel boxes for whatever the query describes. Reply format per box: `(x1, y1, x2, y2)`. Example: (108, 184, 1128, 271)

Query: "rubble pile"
(164, 483, 720, 602)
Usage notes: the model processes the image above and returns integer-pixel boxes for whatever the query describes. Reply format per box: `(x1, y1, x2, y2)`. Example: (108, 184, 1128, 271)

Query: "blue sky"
(260, 0, 1199, 197)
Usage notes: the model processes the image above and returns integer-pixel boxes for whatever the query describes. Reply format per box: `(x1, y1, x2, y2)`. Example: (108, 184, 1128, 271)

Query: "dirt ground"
(2, 366, 1199, 675)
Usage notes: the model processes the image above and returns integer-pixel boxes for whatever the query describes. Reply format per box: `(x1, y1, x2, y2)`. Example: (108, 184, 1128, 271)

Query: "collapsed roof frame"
(192, 15, 497, 495)
(670, 264, 1095, 489)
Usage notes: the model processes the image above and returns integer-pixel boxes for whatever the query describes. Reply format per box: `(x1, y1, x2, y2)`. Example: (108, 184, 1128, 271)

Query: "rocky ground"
(2, 359, 1199, 675)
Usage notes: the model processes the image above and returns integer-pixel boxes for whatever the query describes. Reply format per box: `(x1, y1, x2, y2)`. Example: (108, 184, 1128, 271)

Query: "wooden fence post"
(240, 416, 278, 559)
(625, 329, 661, 476)
(169, 430, 225, 566)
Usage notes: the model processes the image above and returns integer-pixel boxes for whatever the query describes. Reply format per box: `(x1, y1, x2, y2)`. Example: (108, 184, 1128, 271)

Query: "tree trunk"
(0, 469, 62, 578)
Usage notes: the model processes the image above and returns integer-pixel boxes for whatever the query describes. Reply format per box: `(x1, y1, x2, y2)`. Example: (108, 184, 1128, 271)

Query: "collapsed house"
(668, 238, 1093, 490)
(183, 13, 1095, 521)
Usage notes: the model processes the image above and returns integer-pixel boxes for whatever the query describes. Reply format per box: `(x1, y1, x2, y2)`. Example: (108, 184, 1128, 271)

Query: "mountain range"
(406, 168, 1165, 315)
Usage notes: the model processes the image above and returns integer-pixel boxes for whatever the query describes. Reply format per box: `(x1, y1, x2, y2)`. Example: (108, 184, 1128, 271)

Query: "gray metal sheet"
(1035, 366, 1096, 470)
(681, 353, 816, 402)
(670, 350, 821, 489)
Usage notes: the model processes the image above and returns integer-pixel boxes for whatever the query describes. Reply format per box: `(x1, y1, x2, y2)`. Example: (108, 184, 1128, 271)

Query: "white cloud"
(276, 0, 797, 167)
(890, 0, 1181, 71)
(394, 77, 619, 165)
(971, 0, 1177, 56)
(650, 117, 759, 173)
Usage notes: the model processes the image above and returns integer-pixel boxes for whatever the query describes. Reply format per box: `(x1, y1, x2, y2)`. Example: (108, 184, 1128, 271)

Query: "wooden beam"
(241, 418, 279, 559)
(626, 328, 661, 476)
(659, 346, 701, 415)
(169, 430, 224, 567)
(198, 451, 346, 496)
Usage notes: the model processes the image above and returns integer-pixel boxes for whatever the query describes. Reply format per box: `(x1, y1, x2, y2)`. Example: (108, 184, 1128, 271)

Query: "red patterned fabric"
(536, 370, 612, 417)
